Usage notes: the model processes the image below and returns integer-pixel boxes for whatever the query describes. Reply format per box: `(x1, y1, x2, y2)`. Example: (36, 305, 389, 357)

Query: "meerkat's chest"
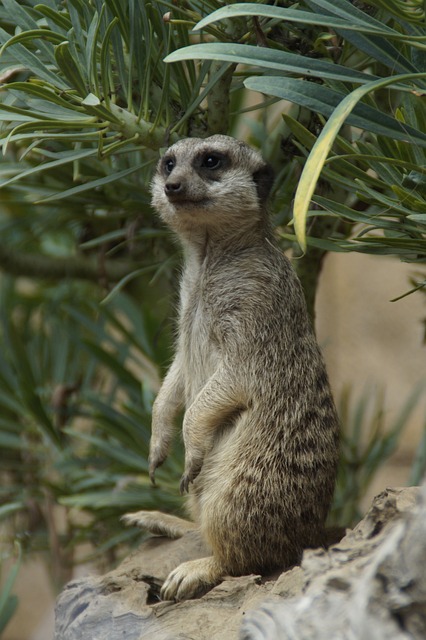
(179, 279, 220, 406)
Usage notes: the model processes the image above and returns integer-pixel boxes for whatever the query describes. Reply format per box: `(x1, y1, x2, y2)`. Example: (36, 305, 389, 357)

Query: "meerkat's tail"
(121, 510, 197, 539)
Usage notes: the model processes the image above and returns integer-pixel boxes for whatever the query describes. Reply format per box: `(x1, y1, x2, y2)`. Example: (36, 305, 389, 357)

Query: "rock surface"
(54, 485, 426, 640)
(242, 484, 426, 640)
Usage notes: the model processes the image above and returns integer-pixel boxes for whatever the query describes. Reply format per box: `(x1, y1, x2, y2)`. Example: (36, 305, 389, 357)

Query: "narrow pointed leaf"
(54, 41, 88, 95)
(165, 43, 378, 85)
(0, 28, 69, 89)
(245, 77, 426, 146)
(292, 72, 426, 250)
(36, 162, 149, 203)
(196, 3, 398, 36)
(0, 148, 98, 188)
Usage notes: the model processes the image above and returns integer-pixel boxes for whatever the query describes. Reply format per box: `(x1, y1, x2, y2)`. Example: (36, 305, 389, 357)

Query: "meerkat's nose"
(165, 180, 186, 200)
(165, 181, 181, 193)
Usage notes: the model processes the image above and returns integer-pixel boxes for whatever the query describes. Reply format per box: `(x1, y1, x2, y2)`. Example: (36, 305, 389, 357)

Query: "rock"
(54, 486, 426, 640)
(241, 485, 426, 640)
(54, 531, 294, 640)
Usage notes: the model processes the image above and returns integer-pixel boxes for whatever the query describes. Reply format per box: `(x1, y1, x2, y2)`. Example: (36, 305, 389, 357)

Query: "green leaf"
(54, 41, 88, 95)
(0, 503, 23, 520)
(0, 148, 98, 189)
(409, 423, 426, 484)
(1, 0, 57, 64)
(0, 29, 65, 56)
(292, 71, 426, 250)
(65, 429, 148, 472)
(1, 321, 60, 446)
(282, 113, 317, 150)
(165, 43, 377, 85)
(0, 28, 69, 90)
(101, 265, 162, 305)
(314, 195, 422, 239)
(105, 0, 130, 48)
(0, 543, 21, 634)
(307, 0, 425, 51)
(4, 82, 84, 111)
(34, 3, 73, 31)
(307, 0, 398, 29)
(100, 17, 120, 108)
(196, 3, 398, 36)
(0, 431, 22, 449)
(36, 162, 149, 204)
(81, 340, 141, 392)
(246, 77, 426, 146)
(336, 31, 418, 74)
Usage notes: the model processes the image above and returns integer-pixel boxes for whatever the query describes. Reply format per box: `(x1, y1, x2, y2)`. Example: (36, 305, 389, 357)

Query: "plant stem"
(0, 244, 139, 285)
(292, 213, 341, 327)
(293, 244, 327, 329)
(207, 62, 236, 135)
(108, 104, 179, 149)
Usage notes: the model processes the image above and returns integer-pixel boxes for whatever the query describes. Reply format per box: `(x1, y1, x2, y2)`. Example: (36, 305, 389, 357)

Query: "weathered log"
(54, 485, 425, 640)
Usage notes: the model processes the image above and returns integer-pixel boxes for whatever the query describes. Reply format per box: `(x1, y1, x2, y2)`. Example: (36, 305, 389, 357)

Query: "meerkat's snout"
(164, 177, 186, 202)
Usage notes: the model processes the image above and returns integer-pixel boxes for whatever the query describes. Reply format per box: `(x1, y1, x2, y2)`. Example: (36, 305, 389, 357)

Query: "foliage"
(0, 543, 20, 635)
(0, 0, 424, 609)
(0, 277, 185, 576)
(330, 383, 426, 525)
(169, 0, 426, 264)
(0, 0, 425, 298)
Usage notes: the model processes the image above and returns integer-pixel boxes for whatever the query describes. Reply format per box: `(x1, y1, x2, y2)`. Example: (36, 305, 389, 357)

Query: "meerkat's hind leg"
(161, 556, 223, 601)
(122, 510, 197, 539)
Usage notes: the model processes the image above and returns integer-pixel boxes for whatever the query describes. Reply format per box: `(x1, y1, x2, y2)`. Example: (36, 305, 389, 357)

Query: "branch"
(0, 244, 139, 285)
(292, 214, 339, 327)
(207, 62, 236, 135)
(293, 202, 350, 328)
(293, 243, 327, 328)
(107, 104, 179, 149)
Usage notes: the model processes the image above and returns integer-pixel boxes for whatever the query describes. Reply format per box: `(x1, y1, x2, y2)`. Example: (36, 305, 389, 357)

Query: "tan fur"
(124, 135, 340, 601)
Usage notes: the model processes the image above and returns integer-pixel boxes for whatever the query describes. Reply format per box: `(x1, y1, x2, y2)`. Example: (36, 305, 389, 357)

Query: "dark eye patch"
(194, 150, 230, 178)
(201, 154, 222, 169)
(162, 156, 175, 175)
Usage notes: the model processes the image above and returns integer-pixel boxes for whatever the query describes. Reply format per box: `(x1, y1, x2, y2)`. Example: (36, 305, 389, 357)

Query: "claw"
(149, 463, 157, 486)
(180, 460, 202, 494)
(148, 451, 166, 486)
(180, 474, 191, 495)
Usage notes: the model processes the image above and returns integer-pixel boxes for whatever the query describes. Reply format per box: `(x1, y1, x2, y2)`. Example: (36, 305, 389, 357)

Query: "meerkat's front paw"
(161, 557, 222, 601)
(148, 442, 169, 484)
(180, 457, 203, 494)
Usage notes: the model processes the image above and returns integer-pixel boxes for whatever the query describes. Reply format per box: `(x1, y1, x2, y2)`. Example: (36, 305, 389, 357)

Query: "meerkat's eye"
(164, 157, 175, 174)
(201, 154, 222, 170)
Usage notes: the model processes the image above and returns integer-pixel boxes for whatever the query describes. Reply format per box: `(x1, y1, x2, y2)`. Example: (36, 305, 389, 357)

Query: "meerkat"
(123, 135, 340, 602)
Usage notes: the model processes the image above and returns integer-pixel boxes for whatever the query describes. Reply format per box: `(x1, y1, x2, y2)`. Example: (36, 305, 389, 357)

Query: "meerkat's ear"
(253, 163, 275, 204)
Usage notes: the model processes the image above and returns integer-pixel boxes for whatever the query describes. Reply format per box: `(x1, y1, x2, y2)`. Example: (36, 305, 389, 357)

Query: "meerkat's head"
(151, 135, 274, 236)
